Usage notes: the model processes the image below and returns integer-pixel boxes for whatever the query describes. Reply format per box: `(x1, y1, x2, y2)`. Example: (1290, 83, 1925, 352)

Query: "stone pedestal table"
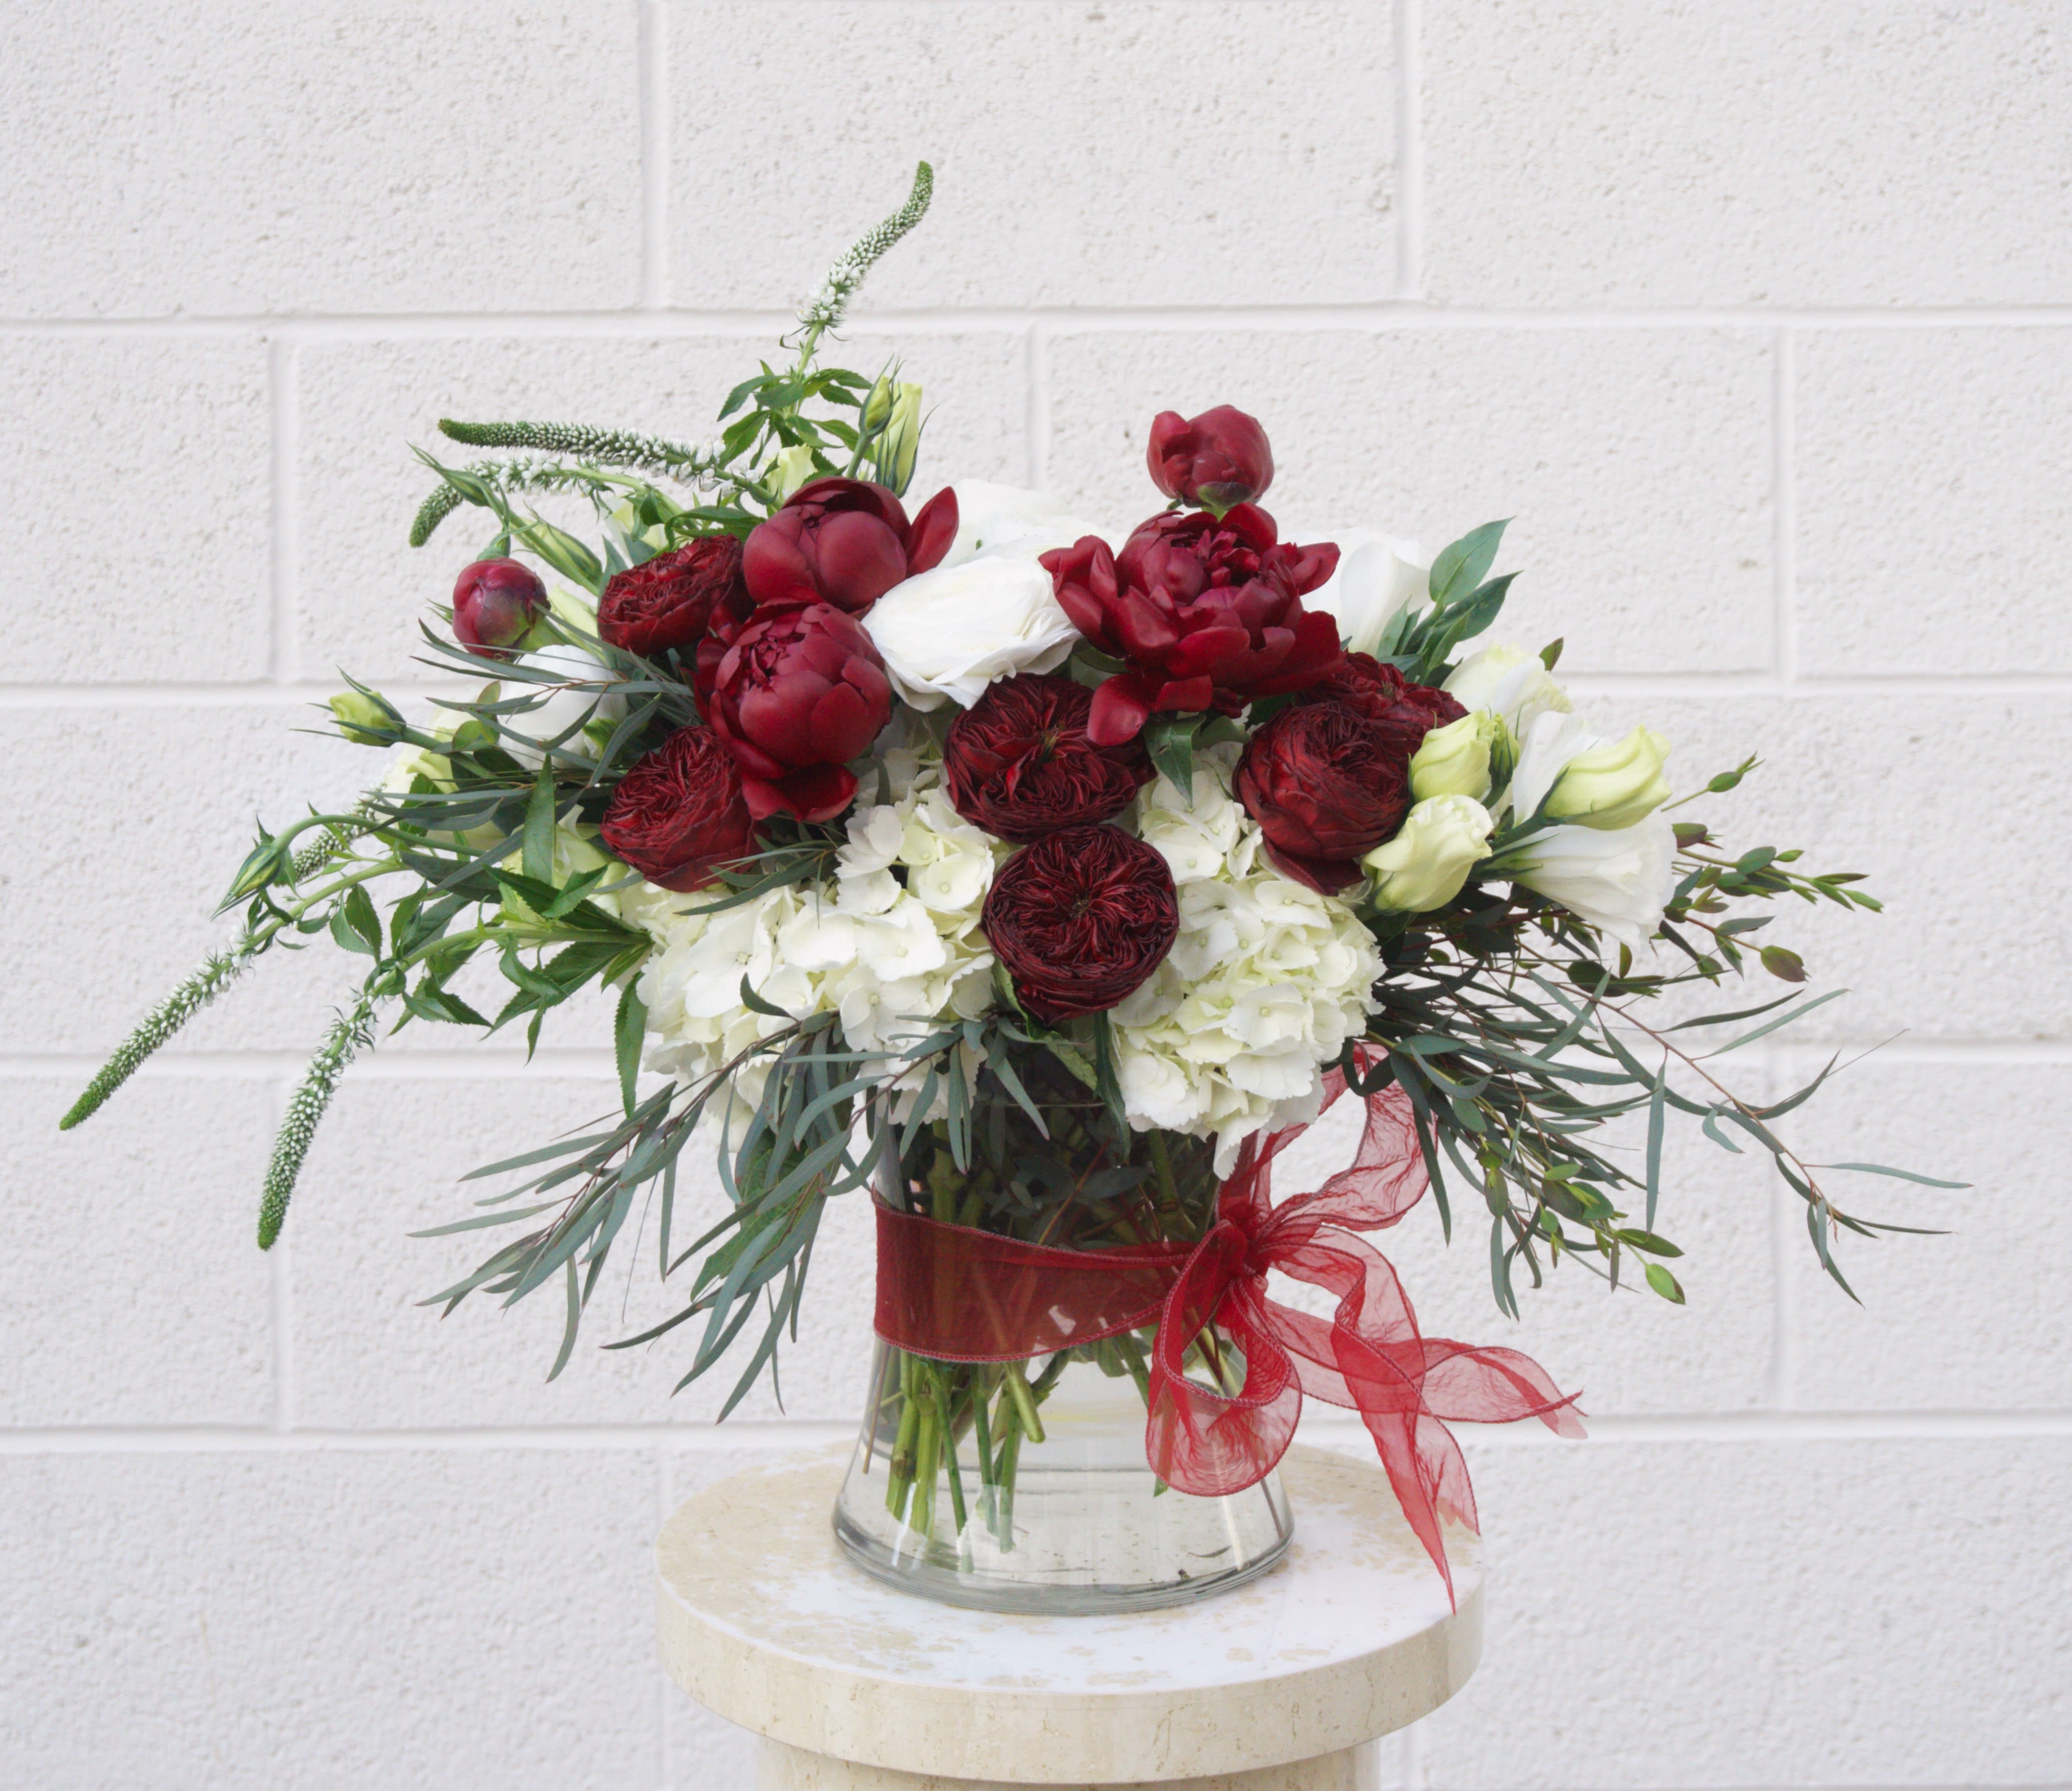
(655, 1444, 1481, 1790)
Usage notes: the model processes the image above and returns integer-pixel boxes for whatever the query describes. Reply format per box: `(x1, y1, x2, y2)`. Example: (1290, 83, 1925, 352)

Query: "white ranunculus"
(862, 546, 1081, 710)
(1511, 813, 1676, 951)
(501, 645, 627, 769)
(1364, 795, 1496, 912)
(1443, 641, 1572, 734)
(1304, 530, 1430, 656)
(939, 481, 1108, 567)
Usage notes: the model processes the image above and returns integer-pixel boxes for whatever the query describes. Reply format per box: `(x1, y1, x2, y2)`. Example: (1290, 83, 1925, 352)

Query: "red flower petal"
(1087, 674, 1157, 746)
(905, 486, 959, 574)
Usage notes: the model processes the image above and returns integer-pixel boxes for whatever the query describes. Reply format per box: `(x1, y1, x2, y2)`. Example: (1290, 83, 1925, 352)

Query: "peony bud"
(1409, 711, 1501, 802)
(451, 557, 546, 659)
(1364, 795, 1495, 912)
(1146, 405, 1275, 511)
(1547, 724, 1672, 832)
(328, 691, 393, 745)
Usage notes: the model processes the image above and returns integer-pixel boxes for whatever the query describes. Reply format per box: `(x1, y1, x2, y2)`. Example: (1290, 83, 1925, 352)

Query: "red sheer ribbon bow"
(872, 1069, 1585, 1600)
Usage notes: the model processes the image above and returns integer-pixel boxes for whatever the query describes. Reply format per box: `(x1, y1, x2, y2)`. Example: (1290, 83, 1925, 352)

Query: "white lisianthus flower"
(1508, 711, 1672, 834)
(1364, 795, 1495, 912)
(1510, 813, 1676, 951)
(1115, 745, 1382, 1173)
(939, 481, 1109, 567)
(1443, 641, 1572, 734)
(500, 644, 627, 769)
(1547, 724, 1672, 832)
(862, 546, 1081, 710)
(1303, 530, 1430, 656)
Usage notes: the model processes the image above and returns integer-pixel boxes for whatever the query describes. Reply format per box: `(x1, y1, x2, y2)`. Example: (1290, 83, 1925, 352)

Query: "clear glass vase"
(831, 1335, 1293, 1614)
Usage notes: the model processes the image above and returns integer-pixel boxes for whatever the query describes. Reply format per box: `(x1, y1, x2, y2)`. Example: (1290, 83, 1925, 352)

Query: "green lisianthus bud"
(328, 691, 394, 745)
(1547, 725, 1672, 832)
(1409, 711, 1502, 802)
(769, 443, 819, 502)
(883, 382, 924, 492)
(1364, 795, 1496, 912)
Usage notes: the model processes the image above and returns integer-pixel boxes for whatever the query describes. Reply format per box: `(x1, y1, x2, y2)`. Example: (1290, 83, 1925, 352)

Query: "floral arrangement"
(62, 166, 1946, 1594)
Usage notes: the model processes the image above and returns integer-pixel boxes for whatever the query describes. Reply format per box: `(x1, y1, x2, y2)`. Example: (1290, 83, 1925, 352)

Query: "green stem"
(932, 1377, 968, 1536)
(1001, 1359, 1046, 1444)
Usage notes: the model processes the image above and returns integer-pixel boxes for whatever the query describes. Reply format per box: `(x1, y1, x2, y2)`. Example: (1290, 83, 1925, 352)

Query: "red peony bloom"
(982, 825, 1180, 1024)
(600, 726, 759, 892)
(1146, 405, 1275, 510)
(451, 557, 545, 659)
(598, 537, 751, 660)
(707, 601, 892, 823)
(1042, 505, 1342, 746)
(1296, 653, 1468, 756)
(741, 477, 958, 617)
(1235, 700, 1414, 894)
(942, 674, 1153, 844)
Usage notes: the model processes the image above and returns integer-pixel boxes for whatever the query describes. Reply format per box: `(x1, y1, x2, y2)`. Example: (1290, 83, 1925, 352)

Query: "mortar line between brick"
(640, 1, 669, 310)
(267, 339, 298, 684)
(12, 305, 2072, 338)
(1394, 0, 1423, 301)
(1774, 328, 1798, 684)
(5, 1412, 2066, 1453)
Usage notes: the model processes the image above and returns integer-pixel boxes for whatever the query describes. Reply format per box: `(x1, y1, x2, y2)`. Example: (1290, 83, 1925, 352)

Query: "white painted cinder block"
(1, 1077, 277, 1427)
(1796, 327, 2072, 674)
(0, 1, 645, 317)
(1421, 1, 2072, 307)
(1399, 1437, 2072, 1787)
(0, 1449, 664, 1789)
(669, 2, 1400, 309)
(2, 336, 273, 683)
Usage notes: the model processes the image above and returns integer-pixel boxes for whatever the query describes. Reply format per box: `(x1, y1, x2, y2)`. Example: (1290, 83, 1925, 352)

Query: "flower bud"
(1547, 724, 1672, 832)
(1409, 710, 1501, 802)
(451, 557, 546, 659)
(881, 381, 923, 493)
(769, 444, 818, 502)
(1146, 405, 1274, 511)
(328, 691, 393, 745)
(1363, 795, 1495, 912)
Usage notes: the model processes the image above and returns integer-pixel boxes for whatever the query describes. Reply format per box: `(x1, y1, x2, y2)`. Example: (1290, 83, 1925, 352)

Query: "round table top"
(654, 1443, 1481, 1784)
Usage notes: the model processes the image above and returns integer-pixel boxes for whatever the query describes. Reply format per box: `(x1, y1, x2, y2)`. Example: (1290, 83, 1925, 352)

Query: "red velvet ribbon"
(873, 1065, 1586, 1601)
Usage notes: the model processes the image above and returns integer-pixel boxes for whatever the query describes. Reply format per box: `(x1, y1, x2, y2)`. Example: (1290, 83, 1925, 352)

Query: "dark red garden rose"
(599, 726, 758, 893)
(1295, 653, 1468, 756)
(1042, 505, 1342, 746)
(741, 477, 958, 617)
(1235, 700, 1414, 894)
(983, 826, 1180, 1024)
(707, 600, 892, 823)
(1147, 405, 1275, 510)
(597, 537, 751, 660)
(451, 557, 545, 659)
(943, 675, 1153, 844)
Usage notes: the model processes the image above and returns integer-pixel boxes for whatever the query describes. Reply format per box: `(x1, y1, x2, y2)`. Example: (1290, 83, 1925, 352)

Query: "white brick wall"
(4, 4, 2067, 1786)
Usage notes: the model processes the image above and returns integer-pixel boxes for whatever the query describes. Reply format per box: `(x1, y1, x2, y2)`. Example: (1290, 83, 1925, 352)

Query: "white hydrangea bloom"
(631, 754, 1009, 1124)
(1113, 745, 1383, 1173)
